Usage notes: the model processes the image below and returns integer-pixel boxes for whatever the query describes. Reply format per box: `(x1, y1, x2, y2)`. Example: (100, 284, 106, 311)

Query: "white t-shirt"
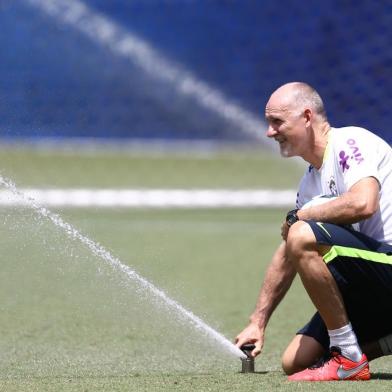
(296, 126, 392, 244)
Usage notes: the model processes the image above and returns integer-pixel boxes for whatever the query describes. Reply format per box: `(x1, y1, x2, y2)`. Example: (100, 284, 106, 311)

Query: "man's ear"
(304, 108, 312, 127)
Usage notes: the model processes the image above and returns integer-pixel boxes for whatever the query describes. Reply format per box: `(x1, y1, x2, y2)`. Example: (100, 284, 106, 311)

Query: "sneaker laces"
(309, 346, 342, 369)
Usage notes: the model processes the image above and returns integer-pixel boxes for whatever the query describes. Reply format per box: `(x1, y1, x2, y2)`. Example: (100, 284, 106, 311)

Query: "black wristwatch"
(286, 209, 299, 227)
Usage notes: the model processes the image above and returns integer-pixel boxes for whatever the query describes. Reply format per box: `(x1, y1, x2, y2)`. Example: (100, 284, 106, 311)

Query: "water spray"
(240, 343, 255, 373)
(0, 174, 246, 363)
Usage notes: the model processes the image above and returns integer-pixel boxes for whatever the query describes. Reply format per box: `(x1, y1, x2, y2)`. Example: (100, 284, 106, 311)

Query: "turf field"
(0, 145, 391, 391)
(0, 144, 301, 188)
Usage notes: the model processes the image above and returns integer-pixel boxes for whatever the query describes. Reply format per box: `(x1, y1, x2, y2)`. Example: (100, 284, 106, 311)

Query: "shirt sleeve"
(339, 134, 380, 190)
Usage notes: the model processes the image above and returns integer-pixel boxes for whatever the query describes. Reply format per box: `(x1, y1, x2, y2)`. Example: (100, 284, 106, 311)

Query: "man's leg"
(281, 329, 387, 376)
(285, 221, 349, 330)
(282, 330, 388, 373)
(282, 334, 325, 375)
(284, 221, 369, 381)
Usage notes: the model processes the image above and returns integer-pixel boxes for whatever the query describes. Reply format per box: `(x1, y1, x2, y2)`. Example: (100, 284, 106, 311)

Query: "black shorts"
(297, 221, 392, 350)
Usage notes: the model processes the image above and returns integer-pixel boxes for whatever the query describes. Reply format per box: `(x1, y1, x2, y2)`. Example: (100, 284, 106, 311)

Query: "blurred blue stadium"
(0, 0, 391, 143)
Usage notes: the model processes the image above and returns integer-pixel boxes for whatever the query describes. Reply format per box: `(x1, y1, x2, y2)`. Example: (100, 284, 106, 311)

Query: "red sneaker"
(288, 347, 370, 381)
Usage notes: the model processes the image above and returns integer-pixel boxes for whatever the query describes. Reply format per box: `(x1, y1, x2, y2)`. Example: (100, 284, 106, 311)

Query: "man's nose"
(266, 125, 277, 138)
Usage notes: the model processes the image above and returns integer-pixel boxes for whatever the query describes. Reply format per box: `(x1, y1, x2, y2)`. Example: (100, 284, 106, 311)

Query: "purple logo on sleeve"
(339, 139, 365, 172)
(339, 151, 350, 172)
(346, 139, 364, 164)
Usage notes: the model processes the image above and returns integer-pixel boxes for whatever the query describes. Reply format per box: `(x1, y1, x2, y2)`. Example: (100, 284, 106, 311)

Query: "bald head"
(268, 82, 327, 120)
(265, 82, 330, 162)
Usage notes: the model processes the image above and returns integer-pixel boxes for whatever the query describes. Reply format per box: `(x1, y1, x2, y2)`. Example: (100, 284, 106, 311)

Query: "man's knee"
(286, 221, 317, 258)
(281, 335, 325, 375)
(282, 346, 301, 375)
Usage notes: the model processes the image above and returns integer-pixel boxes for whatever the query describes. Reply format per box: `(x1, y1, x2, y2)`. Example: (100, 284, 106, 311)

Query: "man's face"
(265, 98, 307, 158)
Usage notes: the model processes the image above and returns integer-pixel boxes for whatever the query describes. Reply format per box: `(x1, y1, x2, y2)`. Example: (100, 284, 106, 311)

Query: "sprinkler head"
(240, 343, 255, 373)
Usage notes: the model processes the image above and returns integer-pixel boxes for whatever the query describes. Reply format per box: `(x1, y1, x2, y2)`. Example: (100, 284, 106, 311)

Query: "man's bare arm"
(235, 241, 297, 357)
(298, 177, 380, 224)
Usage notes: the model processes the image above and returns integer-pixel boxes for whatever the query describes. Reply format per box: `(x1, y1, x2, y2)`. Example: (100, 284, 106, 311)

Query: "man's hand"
(235, 322, 264, 358)
(282, 208, 301, 240)
(281, 221, 290, 240)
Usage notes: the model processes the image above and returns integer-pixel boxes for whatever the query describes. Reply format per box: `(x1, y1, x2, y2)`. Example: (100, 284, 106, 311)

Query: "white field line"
(23, 0, 273, 146)
(0, 188, 296, 208)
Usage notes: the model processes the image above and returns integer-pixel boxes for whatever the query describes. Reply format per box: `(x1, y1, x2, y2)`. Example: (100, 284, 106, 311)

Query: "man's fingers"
(280, 222, 289, 240)
(234, 337, 247, 349)
(251, 343, 262, 357)
(234, 323, 263, 355)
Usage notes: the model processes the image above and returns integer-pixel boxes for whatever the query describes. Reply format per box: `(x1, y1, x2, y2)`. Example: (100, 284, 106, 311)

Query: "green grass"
(0, 145, 303, 188)
(1, 207, 391, 391)
(0, 146, 391, 391)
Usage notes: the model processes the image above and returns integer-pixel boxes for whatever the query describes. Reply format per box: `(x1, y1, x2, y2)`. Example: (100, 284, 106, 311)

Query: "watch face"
(286, 210, 298, 226)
